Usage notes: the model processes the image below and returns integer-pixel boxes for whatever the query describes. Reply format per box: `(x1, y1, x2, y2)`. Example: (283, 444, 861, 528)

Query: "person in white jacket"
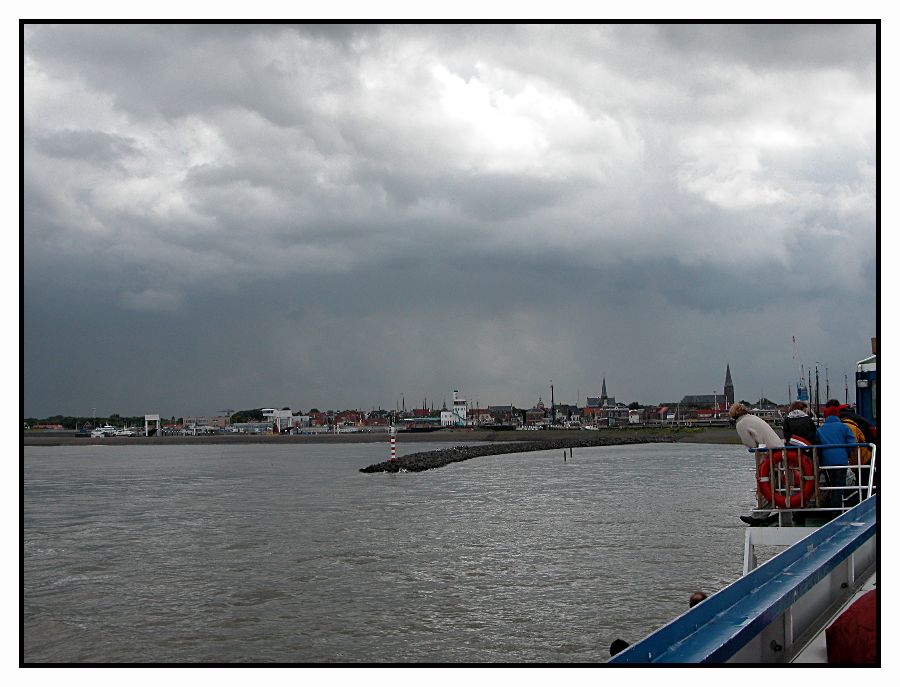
(730, 403, 783, 525)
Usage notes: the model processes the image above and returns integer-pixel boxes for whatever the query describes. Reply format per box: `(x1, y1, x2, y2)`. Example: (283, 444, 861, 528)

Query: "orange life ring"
(757, 449, 816, 508)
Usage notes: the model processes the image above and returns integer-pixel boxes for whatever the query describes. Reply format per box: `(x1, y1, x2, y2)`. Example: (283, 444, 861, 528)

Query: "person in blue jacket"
(816, 402, 857, 509)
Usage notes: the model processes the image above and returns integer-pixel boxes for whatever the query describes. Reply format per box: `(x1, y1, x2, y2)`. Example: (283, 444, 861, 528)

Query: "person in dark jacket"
(838, 405, 877, 444)
(782, 401, 818, 445)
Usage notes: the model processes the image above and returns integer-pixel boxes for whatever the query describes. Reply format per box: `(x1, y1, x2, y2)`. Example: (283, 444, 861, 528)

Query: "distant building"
(262, 408, 293, 433)
(525, 399, 548, 426)
(470, 408, 494, 425)
(488, 405, 517, 425)
(362, 415, 390, 427)
(335, 410, 362, 426)
(183, 415, 227, 429)
(724, 364, 735, 406)
(600, 377, 616, 406)
(450, 389, 468, 426)
(231, 422, 271, 434)
(679, 394, 719, 407)
(553, 404, 579, 423)
(587, 378, 616, 407)
(439, 390, 468, 427)
(678, 365, 733, 417)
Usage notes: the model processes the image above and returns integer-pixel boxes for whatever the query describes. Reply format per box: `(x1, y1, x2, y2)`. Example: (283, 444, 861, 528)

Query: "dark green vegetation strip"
(359, 434, 678, 473)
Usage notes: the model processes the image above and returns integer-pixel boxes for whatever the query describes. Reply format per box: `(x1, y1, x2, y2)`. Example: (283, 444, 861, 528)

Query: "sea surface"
(24, 441, 757, 663)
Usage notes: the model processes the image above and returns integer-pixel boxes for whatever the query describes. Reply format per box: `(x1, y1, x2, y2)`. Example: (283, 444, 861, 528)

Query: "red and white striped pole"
(390, 425, 397, 462)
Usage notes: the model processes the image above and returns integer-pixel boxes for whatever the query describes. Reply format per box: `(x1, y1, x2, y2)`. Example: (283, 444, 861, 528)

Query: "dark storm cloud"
(23, 23, 876, 418)
(656, 24, 876, 71)
(33, 129, 142, 166)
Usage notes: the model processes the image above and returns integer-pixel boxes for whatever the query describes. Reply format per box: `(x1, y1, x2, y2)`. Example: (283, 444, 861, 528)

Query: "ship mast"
(792, 336, 809, 402)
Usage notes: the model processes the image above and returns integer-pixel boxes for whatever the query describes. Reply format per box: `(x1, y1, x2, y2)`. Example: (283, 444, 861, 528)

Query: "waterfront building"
(525, 399, 548, 427)
(470, 408, 494, 426)
(488, 405, 517, 425)
(231, 422, 271, 434)
(553, 404, 580, 423)
(335, 410, 362, 427)
(183, 415, 227, 429)
(438, 390, 469, 427)
(262, 408, 294, 433)
(451, 389, 468, 426)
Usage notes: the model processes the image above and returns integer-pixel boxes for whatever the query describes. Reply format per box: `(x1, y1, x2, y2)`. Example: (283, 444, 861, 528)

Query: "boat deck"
(791, 571, 877, 663)
(609, 496, 877, 664)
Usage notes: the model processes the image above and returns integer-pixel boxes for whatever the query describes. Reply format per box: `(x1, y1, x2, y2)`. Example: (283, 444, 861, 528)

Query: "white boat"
(611, 352, 878, 665)
(90, 424, 117, 438)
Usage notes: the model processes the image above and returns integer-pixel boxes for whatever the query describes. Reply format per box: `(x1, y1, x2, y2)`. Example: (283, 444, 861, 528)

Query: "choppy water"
(24, 441, 757, 663)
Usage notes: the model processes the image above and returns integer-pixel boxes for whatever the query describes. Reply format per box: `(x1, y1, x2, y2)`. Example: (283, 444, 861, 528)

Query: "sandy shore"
(23, 426, 743, 447)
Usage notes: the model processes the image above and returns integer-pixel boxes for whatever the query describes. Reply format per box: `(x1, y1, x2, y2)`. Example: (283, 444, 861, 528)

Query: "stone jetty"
(359, 434, 677, 473)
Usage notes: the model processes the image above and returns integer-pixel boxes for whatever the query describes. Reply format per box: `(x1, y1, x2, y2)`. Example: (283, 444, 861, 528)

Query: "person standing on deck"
(817, 403, 857, 509)
(782, 401, 818, 445)
(837, 403, 876, 490)
(730, 403, 782, 525)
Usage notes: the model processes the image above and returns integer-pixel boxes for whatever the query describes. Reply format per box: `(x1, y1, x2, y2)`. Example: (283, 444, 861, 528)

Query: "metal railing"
(749, 443, 876, 515)
(609, 496, 877, 663)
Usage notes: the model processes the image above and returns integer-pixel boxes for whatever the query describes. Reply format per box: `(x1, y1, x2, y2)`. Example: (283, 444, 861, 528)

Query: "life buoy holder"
(757, 449, 816, 509)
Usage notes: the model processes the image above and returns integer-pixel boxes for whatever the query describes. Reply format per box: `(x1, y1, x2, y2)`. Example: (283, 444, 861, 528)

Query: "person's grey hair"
(729, 403, 749, 419)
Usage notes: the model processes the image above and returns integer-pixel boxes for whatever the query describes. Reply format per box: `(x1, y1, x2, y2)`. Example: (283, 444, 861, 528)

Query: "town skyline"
(28, 361, 859, 424)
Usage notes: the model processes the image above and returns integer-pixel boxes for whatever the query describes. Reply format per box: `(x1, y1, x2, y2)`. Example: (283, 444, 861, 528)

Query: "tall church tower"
(724, 364, 734, 407)
(600, 377, 608, 406)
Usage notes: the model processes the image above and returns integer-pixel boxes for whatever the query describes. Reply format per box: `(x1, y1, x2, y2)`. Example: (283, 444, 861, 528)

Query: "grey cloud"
(656, 24, 876, 71)
(33, 129, 142, 166)
(23, 23, 877, 418)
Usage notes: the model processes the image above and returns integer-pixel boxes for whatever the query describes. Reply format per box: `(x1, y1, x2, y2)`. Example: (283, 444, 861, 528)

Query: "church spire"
(724, 364, 734, 406)
(601, 377, 608, 405)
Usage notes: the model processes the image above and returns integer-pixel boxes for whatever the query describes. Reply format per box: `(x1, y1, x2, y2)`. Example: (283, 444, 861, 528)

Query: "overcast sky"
(23, 22, 877, 418)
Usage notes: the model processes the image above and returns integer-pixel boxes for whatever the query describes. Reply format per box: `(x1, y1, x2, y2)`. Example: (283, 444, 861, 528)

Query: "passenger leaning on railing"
(816, 403, 856, 509)
(730, 403, 781, 525)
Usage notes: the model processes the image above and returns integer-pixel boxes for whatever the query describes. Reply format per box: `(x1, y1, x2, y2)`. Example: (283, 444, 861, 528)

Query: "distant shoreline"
(23, 426, 743, 447)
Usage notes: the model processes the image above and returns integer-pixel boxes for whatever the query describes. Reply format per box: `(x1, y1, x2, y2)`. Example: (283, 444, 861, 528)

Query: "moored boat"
(90, 424, 118, 438)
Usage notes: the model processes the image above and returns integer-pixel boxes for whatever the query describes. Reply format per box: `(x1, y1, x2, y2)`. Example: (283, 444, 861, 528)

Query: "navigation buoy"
(390, 426, 397, 462)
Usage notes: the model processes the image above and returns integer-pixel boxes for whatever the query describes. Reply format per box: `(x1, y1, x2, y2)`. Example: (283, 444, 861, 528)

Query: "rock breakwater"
(359, 434, 677, 473)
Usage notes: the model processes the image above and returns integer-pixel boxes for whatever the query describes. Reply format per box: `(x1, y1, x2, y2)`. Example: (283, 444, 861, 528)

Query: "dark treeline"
(24, 414, 171, 430)
(25, 408, 270, 430)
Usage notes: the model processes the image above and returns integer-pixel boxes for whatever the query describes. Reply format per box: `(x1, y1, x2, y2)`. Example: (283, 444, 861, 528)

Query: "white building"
(262, 408, 294, 433)
(441, 389, 469, 427)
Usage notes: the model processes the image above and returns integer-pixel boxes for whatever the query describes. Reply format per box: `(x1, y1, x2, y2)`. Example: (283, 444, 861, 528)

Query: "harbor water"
(24, 441, 757, 663)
